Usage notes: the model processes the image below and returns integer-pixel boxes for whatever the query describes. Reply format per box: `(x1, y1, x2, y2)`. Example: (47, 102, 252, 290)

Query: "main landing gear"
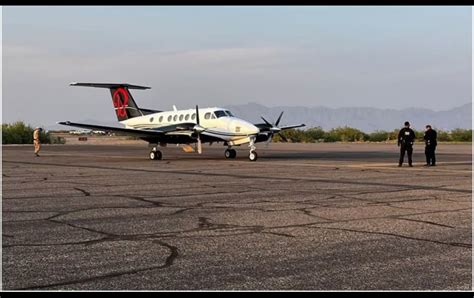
(225, 148, 237, 159)
(149, 147, 162, 160)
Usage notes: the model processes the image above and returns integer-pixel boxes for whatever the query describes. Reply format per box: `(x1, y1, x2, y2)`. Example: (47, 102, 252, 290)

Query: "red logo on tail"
(112, 88, 129, 118)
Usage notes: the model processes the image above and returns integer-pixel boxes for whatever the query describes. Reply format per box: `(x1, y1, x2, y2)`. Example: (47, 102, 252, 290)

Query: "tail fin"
(70, 82, 152, 121)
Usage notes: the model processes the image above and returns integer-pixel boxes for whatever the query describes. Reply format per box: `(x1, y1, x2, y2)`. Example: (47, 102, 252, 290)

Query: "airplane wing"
(278, 124, 306, 130)
(254, 123, 305, 132)
(58, 121, 164, 137)
(58, 121, 219, 144)
(58, 121, 197, 137)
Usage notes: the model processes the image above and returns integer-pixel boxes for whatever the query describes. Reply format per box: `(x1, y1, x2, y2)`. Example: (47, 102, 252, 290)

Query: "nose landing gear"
(248, 136, 258, 161)
(248, 150, 258, 161)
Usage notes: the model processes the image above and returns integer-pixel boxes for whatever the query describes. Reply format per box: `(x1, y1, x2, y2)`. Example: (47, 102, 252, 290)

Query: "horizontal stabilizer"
(70, 82, 151, 90)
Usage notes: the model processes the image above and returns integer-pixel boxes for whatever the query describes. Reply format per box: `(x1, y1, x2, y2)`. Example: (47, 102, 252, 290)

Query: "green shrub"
(275, 129, 306, 142)
(305, 127, 326, 142)
(327, 126, 368, 142)
(272, 126, 471, 143)
(368, 130, 390, 142)
(2, 121, 64, 144)
(450, 128, 472, 142)
(436, 130, 451, 142)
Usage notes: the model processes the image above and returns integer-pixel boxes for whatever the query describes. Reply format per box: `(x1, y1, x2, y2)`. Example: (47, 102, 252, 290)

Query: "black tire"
(150, 150, 162, 160)
(155, 150, 163, 160)
(225, 149, 237, 159)
(249, 151, 258, 161)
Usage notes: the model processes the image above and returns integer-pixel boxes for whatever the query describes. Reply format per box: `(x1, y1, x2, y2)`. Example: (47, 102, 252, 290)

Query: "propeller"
(261, 111, 289, 143)
(193, 105, 205, 154)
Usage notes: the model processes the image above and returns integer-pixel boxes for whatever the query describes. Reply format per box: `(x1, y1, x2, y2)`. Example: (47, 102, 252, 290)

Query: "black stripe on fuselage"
(129, 125, 251, 138)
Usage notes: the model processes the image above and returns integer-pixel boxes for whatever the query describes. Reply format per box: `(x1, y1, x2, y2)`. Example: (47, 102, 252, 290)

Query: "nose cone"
(240, 119, 259, 135)
(231, 118, 259, 135)
(248, 124, 260, 135)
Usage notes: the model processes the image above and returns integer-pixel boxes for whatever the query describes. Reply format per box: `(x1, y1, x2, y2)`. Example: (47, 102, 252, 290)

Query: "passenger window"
(185, 114, 190, 121)
(191, 113, 196, 120)
(179, 114, 184, 121)
(173, 115, 177, 122)
(204, 112, 211, 120)
(149, 117, 154, 123)
(159, 116, 163, 123)
(167, 115, 172, 122)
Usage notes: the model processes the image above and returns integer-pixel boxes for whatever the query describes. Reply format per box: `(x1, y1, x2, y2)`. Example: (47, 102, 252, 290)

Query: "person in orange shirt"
(33, 127, 42, 157)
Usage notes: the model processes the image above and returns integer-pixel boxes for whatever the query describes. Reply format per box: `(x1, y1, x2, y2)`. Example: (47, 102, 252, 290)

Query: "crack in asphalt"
(73, 187, 91, 197)
(395, 215, 458, 229)
(16, 238, 179, 290)
(310, 226, 471, 249)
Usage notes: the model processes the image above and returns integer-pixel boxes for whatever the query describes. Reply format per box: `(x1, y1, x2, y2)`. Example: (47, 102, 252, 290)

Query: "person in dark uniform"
(398, 121, 416, 167)
(423, 125, 437, 166)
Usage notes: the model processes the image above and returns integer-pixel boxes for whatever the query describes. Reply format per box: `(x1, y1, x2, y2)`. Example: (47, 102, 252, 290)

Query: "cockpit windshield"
(214, 110, 227, 118)
(214, 110, 235, 118)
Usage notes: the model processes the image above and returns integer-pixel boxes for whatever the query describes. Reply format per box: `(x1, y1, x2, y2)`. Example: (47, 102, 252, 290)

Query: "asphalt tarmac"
(2, 143, 472, 290)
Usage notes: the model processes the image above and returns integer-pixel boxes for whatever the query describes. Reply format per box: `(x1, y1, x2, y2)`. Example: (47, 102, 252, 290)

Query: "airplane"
(59, 83, 305, 161)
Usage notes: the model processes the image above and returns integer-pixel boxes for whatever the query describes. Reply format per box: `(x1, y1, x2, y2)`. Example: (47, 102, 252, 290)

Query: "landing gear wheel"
(149, 149, 162, 160)
(225, 149, 237, 159)
(248, 151, 258, 161)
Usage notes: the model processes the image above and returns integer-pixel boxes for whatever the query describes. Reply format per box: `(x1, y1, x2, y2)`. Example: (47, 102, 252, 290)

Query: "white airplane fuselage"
(61, 82, 304, 161)
(122, 107, 260, 145)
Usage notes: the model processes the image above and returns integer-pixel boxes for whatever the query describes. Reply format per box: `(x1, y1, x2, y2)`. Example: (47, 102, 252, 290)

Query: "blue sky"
(3, 6, 472, 126)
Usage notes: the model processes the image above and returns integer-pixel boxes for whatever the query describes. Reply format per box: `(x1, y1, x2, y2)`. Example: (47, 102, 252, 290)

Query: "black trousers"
(425, 145, 436, 165)
(399, 144, 413, 165)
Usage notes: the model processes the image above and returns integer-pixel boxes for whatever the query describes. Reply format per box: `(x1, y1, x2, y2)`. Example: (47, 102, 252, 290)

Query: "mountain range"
(46, 102, 471, 132)
(224, 102, 472, 132)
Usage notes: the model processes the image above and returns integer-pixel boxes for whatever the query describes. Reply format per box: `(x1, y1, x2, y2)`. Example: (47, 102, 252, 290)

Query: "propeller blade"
(265, 133, 273, 146)
(278, 132, 288, 142)
(275, 111, 284, 127)
(260, 116, 273, 127)
(195, 105, 200, 125)
(197, 136, 202, 154)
